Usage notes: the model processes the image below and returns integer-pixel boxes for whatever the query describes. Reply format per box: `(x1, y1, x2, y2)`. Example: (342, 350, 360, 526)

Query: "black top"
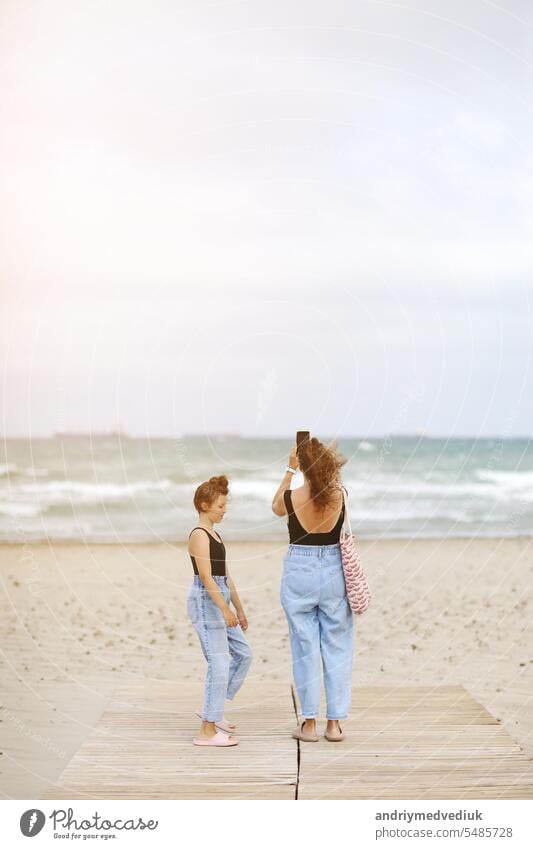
(188, 527, 226, 576)
(284, 489, 345, 545)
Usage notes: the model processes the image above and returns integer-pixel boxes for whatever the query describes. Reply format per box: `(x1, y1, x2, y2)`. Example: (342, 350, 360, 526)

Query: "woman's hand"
(237, 610, 249, 631)
(223, 608, 239, 628)
(289, 444, 299, 470)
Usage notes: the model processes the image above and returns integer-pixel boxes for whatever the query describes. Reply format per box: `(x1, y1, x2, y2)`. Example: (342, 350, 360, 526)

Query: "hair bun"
(193, 474, 229, 512)
(209, 474, 228, 485)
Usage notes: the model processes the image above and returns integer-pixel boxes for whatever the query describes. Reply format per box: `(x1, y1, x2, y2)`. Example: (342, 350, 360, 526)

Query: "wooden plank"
(43, 783, 295, 801)
(41, 684, 533, 800)
(297, 686, 533, 800)
(42, 681, 297, 800)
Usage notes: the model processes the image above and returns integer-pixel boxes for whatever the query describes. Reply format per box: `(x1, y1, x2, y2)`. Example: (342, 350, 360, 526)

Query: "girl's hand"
(223, 608, 239, 627)
(289, 444, 299, 470)
(237, 611, 249, 631)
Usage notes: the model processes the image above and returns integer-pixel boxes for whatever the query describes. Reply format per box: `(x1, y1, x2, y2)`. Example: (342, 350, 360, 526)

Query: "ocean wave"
(476, 469, 533, 490)
(10, 478, 174, 503)
(349, 507, 474, 522)
(357, 441, 376, 452)
(343, 478, 503, 498)
(225, 479, 284, 499)
(0, 464, 18, 477)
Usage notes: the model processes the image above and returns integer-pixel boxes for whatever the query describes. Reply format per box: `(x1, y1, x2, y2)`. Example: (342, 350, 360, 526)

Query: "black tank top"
(284, 489, 345, 545)
(188, 527, 226, 576)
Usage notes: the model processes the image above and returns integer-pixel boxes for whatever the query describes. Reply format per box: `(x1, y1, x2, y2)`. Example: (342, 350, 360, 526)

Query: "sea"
(1, 435, 532, 542)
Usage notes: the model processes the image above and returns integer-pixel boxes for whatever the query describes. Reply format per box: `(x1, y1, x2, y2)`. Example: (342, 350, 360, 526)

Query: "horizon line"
(2, 432, 533, 441)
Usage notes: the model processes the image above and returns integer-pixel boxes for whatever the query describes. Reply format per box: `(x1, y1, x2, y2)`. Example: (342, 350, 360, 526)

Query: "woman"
(187, 475, 253, 747)
(272, 437, 353, 742)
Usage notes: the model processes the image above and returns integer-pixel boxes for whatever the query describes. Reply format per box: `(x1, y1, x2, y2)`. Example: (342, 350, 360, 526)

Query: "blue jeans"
(187, 575, 253, 722)
(280, 543, 353, 720)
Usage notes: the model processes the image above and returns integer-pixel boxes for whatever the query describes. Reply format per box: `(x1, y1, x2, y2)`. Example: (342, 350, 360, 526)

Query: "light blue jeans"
(280, 543, 353, 720)
(187, 575, 253, 722)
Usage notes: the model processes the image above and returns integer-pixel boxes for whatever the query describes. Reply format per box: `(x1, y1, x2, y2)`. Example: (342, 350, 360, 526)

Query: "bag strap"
(341, 485, 353, 537)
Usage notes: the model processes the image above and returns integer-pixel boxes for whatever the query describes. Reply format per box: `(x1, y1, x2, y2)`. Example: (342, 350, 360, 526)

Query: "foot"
(195, 720, 217, 740)
(193, 730, 239, 747)
(324, 720, 344, 741)
(292, 719, 319, 742)
(214, 716, 236, 733)
(196, 711, 236, 732)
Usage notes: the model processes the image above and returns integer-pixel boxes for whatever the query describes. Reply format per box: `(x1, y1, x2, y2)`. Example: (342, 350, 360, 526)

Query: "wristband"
(286, 466, 297, 475)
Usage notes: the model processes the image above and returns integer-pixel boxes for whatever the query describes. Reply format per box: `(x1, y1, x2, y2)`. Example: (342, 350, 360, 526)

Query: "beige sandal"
(324, 724, 344, 742)
(193, 730, 239, 747)
(292, 721, 319, 742)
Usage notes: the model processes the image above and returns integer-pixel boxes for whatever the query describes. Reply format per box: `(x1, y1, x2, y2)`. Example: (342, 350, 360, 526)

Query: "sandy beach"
(1, 536, 532, 799)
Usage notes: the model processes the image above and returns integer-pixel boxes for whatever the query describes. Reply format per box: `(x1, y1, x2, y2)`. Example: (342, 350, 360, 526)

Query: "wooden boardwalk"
(297, 685, 533, 799)
(42, 681, 297, 800)
(42, 683, 533, 800)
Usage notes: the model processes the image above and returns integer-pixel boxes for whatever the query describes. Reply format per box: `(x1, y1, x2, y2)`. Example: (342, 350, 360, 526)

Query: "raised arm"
(271, 444, 298, 516)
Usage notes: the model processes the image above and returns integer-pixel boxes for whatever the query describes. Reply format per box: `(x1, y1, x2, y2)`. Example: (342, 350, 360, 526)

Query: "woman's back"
(284, 487, 345, 545)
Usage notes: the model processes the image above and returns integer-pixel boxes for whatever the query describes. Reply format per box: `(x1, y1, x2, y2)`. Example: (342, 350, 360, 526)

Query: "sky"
(1, 0, 532, 438)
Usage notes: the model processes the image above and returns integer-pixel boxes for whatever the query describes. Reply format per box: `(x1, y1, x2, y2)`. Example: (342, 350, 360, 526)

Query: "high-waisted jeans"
(187, 575, 253, 722)
(280, 543, 353, 720)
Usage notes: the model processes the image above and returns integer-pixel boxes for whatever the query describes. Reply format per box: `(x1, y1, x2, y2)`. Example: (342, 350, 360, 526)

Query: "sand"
(1, 536, 532, 799)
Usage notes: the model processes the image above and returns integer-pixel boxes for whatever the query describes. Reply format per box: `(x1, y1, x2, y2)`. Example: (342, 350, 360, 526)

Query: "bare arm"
(227, 569, 248, 630)
(272, 444, 298, 516)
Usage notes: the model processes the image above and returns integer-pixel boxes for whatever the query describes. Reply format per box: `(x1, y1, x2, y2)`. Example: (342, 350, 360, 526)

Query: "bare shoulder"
(291, 486, 307, 506)
(188, 528, 210, 554)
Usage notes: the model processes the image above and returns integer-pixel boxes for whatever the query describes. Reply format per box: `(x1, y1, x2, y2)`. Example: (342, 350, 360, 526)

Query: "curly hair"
(297, 437, 347, 509)
(193, 475, 229, 513)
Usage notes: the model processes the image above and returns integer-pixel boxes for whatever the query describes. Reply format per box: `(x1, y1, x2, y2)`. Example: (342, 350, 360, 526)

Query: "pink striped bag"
(340, 486, 371, 615)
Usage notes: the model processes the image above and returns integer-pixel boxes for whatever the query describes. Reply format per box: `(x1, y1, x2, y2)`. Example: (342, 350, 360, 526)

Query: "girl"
(187, 475, 253, 747)
(272, 437, 353, 743)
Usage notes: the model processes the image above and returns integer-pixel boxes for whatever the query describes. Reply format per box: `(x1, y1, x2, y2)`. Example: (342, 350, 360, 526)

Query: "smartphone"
(296, 431, 310, 451)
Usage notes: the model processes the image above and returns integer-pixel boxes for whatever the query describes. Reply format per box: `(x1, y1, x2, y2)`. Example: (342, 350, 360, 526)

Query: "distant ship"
(54, 428, 130, 439)
(182, 432, 242, 440)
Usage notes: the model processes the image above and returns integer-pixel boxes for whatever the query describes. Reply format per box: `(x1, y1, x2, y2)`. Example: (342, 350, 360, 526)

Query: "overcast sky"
(1, 0, 532, 438)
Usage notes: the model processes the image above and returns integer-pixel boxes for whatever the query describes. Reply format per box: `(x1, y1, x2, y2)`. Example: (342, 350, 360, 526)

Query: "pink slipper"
(196, 712, 236, 733)
(193, 731, 239, 747)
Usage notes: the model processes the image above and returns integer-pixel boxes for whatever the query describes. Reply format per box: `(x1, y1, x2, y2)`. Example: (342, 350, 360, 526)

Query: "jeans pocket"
(327, 564, 347, 600)
(281, 562, 316, 602)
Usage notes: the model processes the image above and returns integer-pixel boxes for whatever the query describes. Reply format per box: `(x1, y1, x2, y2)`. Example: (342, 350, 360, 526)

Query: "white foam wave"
(226, 480, 285, 499)
(343, 478, 501, 498)
(349, 507, 473, 522)
(14, 478, 174, 503)
(476, 469, 533, 490)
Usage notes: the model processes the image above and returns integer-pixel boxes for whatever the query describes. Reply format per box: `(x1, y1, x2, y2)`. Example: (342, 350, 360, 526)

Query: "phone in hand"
(296, 431, 310, 452)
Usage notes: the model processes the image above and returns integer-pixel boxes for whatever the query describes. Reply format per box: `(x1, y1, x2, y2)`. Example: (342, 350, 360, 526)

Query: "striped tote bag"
(340, 486, 371, 615)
